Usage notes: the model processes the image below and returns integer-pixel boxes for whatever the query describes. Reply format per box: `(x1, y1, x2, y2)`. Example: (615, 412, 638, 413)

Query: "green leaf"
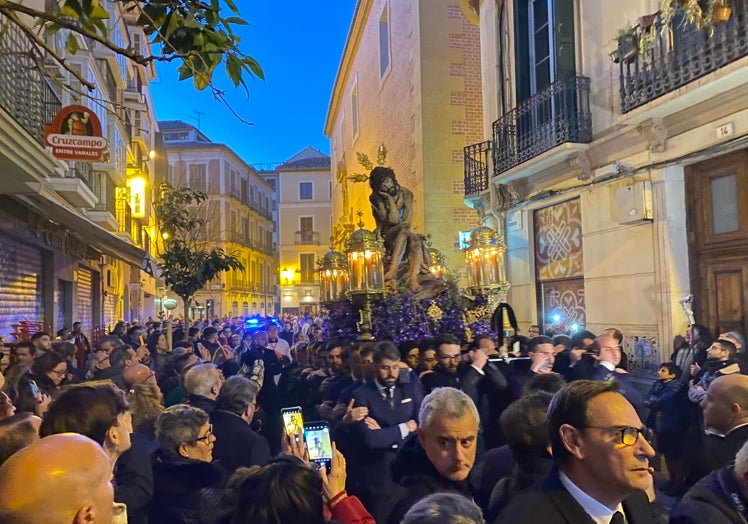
(177, 63, 194, 81)
(242, 56, 264, 80)
(61, 4, 81, 18)
(224, 0, 240, 15)
(224, 17, 249, 25)
(89, 4, 110, 20)
(226, 54, 242, 87)
(66, 33, 79, 54)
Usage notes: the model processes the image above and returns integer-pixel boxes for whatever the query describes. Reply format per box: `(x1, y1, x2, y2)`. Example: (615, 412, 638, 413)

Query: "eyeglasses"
(50, 368, 66, 377)
(580, 425, 652, 446)
(195, 424, 213, 443)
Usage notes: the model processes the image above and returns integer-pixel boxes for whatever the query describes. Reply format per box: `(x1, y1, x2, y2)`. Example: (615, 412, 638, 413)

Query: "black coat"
(671, 464, 748, 523)
(386, 434, 475, 524)
(693, 425, 748, 481)
(148, 451, 228, 524)
(492, 467, 659, 524)
(210, 409, 271, 475)
(114, 432, 154, 524)
(186, 394, 217, 415)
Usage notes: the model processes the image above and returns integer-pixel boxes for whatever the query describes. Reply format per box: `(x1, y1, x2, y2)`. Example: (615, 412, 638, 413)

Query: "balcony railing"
(492, 76, 593, 177)
(231, 231, 246, 244)
(69, 161, 94, 191)
(619, 8, 748, 113)
(0, 15, 62, 146)
(295, 230, 320, 245)
(464, 141, 492, 196)
(116, 197, 133, 238)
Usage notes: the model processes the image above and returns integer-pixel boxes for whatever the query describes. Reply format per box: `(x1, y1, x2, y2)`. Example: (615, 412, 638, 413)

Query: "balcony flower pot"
(714, 5, 732, 22)
(615, 28, 639, 63)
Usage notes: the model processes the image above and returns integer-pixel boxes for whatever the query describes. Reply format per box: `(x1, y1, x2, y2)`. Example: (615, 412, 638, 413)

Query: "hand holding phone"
(320, 442, 348, 505)
(303, 420, 333, 474)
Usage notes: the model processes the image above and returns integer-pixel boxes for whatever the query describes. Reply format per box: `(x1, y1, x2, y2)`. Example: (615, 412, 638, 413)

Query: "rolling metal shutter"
(0, 234, 43, 340)
(76, 266, 94, 335)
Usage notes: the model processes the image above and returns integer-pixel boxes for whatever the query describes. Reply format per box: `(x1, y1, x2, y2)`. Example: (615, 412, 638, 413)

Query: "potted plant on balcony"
(611, 25, 639, 63)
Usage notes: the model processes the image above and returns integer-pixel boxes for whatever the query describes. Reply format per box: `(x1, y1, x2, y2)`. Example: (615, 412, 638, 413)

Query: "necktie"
(610, 511, 625, 524)
(385, 387, 394, 408)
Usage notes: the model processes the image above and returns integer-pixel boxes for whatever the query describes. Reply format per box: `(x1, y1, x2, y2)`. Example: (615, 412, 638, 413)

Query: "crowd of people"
(1, 317, 748, 523)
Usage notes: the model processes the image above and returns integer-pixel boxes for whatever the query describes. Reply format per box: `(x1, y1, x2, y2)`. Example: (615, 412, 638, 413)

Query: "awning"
(17, 182, 149, 268)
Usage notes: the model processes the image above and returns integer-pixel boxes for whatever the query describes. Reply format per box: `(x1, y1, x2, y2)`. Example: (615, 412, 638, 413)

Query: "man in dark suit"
(210, 375, 270, 476)
(693, 373, 748, 480)
(348, 341, 423, 522)
(588, 334, 645, 409)
(494, 380, 659, 524)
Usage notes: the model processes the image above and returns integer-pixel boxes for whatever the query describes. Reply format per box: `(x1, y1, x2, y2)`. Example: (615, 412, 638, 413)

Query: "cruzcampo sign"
(45, 105, 108, 161)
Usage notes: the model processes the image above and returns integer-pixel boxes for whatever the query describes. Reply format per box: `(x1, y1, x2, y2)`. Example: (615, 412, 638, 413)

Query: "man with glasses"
(494, 380, 659, 524)
(421, 333, 507, 408)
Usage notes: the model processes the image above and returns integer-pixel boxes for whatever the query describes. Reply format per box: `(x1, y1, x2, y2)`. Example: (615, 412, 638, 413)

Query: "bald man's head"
(0, 434, 113, 523)
(702, 374, 748, 434)
(123, 363, 156, 388)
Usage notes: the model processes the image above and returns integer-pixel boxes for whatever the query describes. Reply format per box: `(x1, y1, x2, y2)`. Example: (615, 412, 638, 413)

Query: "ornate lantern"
(345, 215, 385, 340)
(464, 226, 508, 299)
(318, 246, 349, 302)
(426, 236, 447, 279)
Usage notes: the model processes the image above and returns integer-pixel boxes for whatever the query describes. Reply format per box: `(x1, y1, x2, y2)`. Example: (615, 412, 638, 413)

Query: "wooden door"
(686, 150, 748, 337)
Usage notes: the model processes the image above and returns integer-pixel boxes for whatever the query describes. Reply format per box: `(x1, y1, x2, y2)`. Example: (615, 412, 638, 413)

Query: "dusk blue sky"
(150, 2, 358, 168)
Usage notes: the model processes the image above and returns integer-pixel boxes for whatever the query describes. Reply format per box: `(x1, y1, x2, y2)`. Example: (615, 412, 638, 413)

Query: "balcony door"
(514, 0, 576, 158)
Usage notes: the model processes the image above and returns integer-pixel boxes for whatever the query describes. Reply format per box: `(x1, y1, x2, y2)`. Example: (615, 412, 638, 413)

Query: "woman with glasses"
(150, 404, 228, 523)
(13, 351, 65, 415)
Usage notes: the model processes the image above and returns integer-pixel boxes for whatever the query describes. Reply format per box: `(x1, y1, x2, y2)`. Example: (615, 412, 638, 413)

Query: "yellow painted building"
(162, 121, 275, 319)
(324, 0, 484, 275)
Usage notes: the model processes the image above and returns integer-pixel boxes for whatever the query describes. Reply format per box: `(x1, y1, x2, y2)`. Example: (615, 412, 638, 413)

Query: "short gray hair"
(735, 439, 748, 478)
(216, 375, 258, 416)
(401, 493, 485, 524)
(155, 404, 209, 457)
(183, 363, 219, 397)
(419, 387, 479, 432)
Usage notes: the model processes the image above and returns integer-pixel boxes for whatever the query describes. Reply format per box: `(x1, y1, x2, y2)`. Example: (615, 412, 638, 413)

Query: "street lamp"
(281, 267, 295, 286)
(464, 226, 508, 303)
(345, 215, 385, 341)
(319, 245, 349, 303)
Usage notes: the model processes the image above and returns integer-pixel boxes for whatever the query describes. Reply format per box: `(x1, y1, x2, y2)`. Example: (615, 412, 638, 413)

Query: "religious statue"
(369, 166, 431, 291)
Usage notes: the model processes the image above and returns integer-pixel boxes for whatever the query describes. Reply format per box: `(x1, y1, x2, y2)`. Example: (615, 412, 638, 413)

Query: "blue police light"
(552, 314, 561, 323)
(244, 318, 261, 328)
(570, 323, 579, 332)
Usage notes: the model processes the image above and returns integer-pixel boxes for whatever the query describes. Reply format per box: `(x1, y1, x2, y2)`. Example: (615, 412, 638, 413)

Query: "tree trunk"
(182, 295, 191, 325)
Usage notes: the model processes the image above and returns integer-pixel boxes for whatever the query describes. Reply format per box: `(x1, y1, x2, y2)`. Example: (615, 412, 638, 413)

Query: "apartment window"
(300, 254, 316, 283)
(188, 164, 207, 192)
(379, 3, 391, 78)
(299, 182, 313, 200)
(351, 83, 359, 138)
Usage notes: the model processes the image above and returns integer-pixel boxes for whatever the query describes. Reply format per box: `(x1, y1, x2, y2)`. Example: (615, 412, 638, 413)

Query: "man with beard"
(369, 166, 430, 291)
(348, 342, 423, 522)
(421, 333, 507, 409)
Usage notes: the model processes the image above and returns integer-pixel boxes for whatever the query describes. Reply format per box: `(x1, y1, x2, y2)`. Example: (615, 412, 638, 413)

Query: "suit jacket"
(493, 467, 659, 524)
(210, 409, 270, 475)
(348, 380, 423, 522)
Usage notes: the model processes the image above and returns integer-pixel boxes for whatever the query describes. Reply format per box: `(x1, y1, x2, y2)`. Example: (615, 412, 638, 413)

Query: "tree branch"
(0, 6, 95, 90)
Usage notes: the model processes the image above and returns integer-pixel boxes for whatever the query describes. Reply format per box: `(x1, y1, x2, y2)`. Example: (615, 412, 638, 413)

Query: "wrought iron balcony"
(620, 8, 748, 114)
(295, 230, 320, 245)
(492, 76, 592, 177)
(464, 140, 492, 196)
(116, 197, 133, 238)
(0, 15, 62, 146)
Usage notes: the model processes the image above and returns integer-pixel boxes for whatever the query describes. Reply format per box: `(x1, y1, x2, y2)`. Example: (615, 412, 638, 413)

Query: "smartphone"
(398, 367, 411, 383)
(303, 420, 332, 474)
(139, 335, 145, 347)
(281, 406, 304, 437)
(28, 380, 39, 398)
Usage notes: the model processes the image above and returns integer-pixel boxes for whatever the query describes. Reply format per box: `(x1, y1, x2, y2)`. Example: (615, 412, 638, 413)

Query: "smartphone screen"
(303, 421, 332, 473)
(281, 406, 304, 437)
(28, 380, 39, 398)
